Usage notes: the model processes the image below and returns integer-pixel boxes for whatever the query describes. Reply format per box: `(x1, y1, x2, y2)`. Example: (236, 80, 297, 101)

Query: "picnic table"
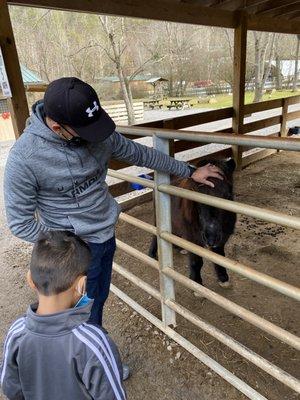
(166, 97, 192, 110)
(143, 99, 163, 110)
(143, 97, 199, 110)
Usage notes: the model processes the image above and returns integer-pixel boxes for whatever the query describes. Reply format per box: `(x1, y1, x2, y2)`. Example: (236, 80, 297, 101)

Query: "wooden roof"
(8, 0, 300, 34)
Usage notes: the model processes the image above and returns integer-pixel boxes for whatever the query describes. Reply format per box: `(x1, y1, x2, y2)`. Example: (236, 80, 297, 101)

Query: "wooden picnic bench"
(166, 97, 192, 110)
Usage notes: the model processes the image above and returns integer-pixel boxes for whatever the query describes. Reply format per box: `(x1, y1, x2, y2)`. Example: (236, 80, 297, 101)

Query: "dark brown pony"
(149, 158, 237, 288)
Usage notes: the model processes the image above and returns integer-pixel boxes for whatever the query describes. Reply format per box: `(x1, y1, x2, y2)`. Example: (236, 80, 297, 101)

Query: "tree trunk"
(292, 35, 300, 92)
(118, 67, 135, 125)
(253, 33, 276, 103)
(108, 32, 135, 124)
(275, 55, 282, 90)
(253, 33, 262, 103)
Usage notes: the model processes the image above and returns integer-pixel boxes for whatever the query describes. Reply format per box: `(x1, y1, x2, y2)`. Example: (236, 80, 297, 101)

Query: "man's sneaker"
(122, 364, 130, 381)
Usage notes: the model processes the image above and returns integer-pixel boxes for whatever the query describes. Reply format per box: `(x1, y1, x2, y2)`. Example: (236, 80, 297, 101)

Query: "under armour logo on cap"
(86, 101, 99, 117)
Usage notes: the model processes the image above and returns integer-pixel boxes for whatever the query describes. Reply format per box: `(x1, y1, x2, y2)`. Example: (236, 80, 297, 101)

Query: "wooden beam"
(243, 0, 272, 9)
(247, 13, 300, 34)
(210, 0, 244, 11)
(287, 11, 300, 20)
(243, 115, 281, 133)
(232, 12, 247, 170)
(244, 98, 282, 113)
(242, 149, 277, 168)
(246, 0, 299, 14)
(171, 107, 233, 130)
(0, 0, 29, 137)
(9, 0, 300, 34)
(25, 83, 48, 92)
(259, 3, 300, 17)
(9, 0, 237, 28)
(287, 109, 300, 120)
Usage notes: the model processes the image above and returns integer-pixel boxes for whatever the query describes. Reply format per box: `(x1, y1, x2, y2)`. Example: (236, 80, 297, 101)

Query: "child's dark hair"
(30, 231, 91, 296)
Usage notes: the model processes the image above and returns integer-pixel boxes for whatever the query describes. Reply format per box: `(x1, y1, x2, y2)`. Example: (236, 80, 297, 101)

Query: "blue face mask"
(74, 293, 91, 308)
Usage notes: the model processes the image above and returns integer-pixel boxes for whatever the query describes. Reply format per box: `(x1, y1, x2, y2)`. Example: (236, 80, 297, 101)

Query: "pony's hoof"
(218, 280, 231, 289)
(180, 249, 188, 255)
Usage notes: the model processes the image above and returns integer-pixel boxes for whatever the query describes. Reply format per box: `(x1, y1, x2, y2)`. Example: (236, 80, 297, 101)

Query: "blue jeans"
(87, 236, 116, 325)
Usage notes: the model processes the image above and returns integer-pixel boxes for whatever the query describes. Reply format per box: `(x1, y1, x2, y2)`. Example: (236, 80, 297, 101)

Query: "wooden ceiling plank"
(209, 0, 245, 11)
(286, 10, 300, 19)
(8, 0, 300, 34)
(244, 0, 278, 10)
(8, 0, 237, 28)
(247, 0, 300, 15)
(248, 13, 300, 33)
(259, 3, 300, 17)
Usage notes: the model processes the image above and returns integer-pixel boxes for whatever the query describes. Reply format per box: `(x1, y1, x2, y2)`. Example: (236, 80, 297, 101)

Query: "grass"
(192, 90, 300, 109)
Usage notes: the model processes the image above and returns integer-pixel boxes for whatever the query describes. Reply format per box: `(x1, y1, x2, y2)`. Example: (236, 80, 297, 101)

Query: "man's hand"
(191, 163, 223, 188)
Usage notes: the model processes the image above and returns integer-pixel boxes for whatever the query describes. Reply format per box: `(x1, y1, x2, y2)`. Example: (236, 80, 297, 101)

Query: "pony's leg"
(189, 253, 205, 298)
(148, 235, 158, 259)
(189, 253, 203, 284)
(213, 246, 230, 288)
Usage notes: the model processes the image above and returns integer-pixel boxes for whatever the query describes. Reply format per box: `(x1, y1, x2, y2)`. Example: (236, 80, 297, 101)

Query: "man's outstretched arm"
(109, 131, 223, 187)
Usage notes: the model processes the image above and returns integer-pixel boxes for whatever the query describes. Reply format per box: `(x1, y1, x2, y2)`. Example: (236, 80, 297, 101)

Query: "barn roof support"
(0, 0, 29, 137)
(232, 12, 247, 169)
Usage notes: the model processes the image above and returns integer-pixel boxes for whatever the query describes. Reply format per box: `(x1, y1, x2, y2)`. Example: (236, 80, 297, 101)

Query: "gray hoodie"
(0, 301, 126, 400)
(4, 101, 190, 243)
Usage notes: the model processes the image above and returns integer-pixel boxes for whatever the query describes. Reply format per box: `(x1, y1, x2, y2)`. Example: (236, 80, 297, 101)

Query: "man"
(4, 77, 223, 327)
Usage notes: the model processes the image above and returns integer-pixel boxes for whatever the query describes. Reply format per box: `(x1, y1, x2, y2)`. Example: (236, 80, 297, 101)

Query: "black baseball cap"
(44, 77, 116, 142)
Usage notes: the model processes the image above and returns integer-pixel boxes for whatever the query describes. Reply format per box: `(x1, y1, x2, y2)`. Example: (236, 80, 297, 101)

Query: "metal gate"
(108, 127, 300, 399)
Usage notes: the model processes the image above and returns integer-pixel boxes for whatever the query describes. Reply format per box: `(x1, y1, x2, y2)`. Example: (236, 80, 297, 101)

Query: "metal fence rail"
(110, 284, 268, 400)
(117, 125, 300, 151)
(109, 129, 300, 398)
(112, 247, 300, 391)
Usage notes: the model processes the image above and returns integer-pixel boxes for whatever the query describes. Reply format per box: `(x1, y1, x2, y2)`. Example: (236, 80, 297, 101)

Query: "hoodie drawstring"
(63, 145, 80, 208)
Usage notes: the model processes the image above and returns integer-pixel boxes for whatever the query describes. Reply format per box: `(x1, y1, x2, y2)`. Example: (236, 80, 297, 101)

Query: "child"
(0, 231, 126, 400)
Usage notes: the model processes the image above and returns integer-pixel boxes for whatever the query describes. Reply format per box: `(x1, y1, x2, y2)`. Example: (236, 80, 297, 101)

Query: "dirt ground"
(0, 150, 299, 400)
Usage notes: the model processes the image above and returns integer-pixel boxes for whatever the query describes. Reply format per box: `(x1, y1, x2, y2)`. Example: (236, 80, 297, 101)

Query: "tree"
(252, 32, 277, 103)
(98, 16, 163, 123)
(292, 34, 300, 92)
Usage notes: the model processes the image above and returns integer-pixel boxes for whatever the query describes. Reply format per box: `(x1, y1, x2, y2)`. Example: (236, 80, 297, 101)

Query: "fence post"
(163, 119, 175, 157)
(278, 97, 289, 153)
(280, 97, 289, 138)
(232, 12, 247, 170)
(153, 134, 176, 327)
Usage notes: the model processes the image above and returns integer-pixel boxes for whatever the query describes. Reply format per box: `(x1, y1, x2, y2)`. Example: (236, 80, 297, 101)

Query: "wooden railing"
(109, 95, 300, 210)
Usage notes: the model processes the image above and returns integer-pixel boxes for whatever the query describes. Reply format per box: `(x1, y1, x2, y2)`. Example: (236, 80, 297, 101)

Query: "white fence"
(102, 101, 144, 124)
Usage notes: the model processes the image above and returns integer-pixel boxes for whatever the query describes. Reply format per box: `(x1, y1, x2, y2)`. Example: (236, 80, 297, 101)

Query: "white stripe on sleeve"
(79, 325, 125, 398)
(1, 323, 25, 385)
(72, 329, 126, 400)
(83, 323, 122, 382)
(3, 318, 25, 354)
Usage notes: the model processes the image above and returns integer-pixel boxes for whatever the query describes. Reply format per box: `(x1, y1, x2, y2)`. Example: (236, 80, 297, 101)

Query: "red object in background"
(1, 112, 10, 120)
(193, 80, 214, 88)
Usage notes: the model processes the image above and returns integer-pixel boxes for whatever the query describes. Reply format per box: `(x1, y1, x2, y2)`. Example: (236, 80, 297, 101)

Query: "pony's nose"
(203, 227, 221, 247)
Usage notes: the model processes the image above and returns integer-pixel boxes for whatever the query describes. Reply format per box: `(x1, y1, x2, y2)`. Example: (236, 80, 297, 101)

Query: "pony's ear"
(226, 158, 236, 173)
(178, 179, 198, 223)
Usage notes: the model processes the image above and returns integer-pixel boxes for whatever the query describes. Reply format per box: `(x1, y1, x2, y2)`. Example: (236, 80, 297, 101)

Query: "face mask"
(74, 278, 91, 308)
(68, 136, 88, 147)
(61, 125, 88, 147)
(74, 293, 92, 308)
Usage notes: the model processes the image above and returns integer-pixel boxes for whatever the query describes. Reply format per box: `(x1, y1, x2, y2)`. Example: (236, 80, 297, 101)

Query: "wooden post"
(280, 97, 289, 138)
(0, 0, 29, 138)
(232, 13, 247, 170)
(163, 119, 175, 157)
(278, 97, 289, 153)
